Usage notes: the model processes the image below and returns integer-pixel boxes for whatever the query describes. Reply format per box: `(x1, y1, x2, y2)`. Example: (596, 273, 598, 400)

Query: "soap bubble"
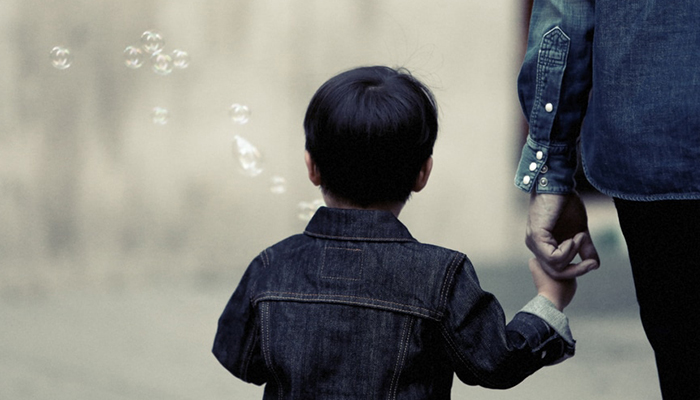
(232, 135, 263, 177)
(49, 46, 73, 70)
(151, 107, 169, 125)
(270, 176, 287, 194)
(151, 51, 173, 76)
(140, 30, 165, 54)
(229, 104, 251, 125)
(297, 199, 324, 221)
(124, 45, 145, 69)
(171, 49, 190, 69)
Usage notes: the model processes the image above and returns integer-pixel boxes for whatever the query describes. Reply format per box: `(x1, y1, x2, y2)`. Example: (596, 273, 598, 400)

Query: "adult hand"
(526, 192, 600, 279)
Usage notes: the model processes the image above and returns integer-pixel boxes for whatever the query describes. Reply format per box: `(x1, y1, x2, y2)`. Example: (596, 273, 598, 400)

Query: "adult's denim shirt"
(515, 0, 700, 200)
(213, 207, 574, 399)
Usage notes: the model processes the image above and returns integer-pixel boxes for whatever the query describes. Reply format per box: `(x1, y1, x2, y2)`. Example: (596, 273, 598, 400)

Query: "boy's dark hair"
(304, 66, 438, 207)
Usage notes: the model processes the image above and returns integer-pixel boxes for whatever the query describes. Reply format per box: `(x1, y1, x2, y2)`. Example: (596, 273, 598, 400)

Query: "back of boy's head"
(304, 66, 438, 208)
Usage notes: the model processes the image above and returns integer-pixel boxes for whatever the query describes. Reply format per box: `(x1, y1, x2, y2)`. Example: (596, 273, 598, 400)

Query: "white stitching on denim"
(260, 303, 283, 399)
(257, 296, 439, 320)
(389, 316, 414, 399)
(438, 253, 464, 312)
(240, 316, 257, 381)
(261, 249, 270, 268)
(304, 230, 416, 242)
(254, 292, 442, 319)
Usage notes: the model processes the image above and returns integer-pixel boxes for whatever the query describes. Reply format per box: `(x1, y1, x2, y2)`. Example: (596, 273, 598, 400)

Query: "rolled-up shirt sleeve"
(515, 0, 595, 194)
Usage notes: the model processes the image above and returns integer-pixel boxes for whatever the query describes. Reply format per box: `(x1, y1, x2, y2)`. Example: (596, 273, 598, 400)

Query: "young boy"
(213, 66, 579, 398)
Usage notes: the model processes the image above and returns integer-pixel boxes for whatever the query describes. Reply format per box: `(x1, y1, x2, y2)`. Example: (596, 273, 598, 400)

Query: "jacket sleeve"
(212, 254, 268, 385)
(514, 0, 595, 194)
(439, 259, 575, 389)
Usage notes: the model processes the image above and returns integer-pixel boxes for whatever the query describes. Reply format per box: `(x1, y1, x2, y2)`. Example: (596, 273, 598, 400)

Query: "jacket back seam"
(254, 293, 443, 320)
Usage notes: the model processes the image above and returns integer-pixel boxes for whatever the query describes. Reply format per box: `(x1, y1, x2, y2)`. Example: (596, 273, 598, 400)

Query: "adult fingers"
(527, 235, 578, 272)
(527, 237, 595, 279)
(576, 231, 601, 271)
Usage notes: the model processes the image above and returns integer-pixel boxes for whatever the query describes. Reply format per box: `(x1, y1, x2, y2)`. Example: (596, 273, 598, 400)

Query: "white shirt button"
(545, 103, 554, 113)
(523, 175, 531, 185)
(536, 151, 544, 160)
(529, 162, 537, 171)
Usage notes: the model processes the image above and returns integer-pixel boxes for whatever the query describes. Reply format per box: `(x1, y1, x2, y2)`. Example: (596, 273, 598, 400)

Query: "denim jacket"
(515, 0, 700, 200)
(213, 207, 575, 399)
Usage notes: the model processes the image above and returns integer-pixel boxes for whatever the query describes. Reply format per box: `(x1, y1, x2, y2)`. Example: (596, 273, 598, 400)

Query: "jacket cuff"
(509, 310, 575, 366)
(514, 136, 578, 194)
(520, 295, 575, 346)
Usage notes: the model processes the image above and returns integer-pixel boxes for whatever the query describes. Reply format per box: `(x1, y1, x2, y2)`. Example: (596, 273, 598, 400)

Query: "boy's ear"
(305, 151, 322, 186)
(413, 157, 433, 193)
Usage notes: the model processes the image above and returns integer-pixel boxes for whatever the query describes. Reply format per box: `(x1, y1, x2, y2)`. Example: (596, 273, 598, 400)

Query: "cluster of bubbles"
(49, 32, 323, 221)
(228, 103, 259, 178)
(123, 30, 190, 76)
(49, 30, 191, 76)
(227, 103, 323, 220)
(121, 30, 190, 126)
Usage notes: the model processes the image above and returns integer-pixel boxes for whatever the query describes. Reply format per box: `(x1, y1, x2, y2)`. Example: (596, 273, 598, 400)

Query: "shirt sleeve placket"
(516, 26, 572, 193)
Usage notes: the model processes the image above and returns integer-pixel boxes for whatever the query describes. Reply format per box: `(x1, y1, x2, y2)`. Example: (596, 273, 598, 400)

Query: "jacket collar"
(304, 207, 416, 242)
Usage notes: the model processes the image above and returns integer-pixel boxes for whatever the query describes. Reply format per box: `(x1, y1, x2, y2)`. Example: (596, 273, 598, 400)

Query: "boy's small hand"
(529, 258, 577, 311)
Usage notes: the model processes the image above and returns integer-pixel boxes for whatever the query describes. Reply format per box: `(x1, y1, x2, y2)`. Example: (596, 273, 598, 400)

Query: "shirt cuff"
(514, 136, 578, 194)
(520, 295, 575, 346)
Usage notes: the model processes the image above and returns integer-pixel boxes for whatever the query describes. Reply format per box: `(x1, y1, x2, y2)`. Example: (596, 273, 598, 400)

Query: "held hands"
(526, 192, 600, 280)
(529, 258, 576, 311)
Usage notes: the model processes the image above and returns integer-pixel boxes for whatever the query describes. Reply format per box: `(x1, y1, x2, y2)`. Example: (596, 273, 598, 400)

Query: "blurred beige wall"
(0, 0, 535, 293)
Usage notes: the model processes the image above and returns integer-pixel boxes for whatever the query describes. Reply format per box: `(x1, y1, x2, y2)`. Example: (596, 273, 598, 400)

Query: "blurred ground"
(0, 250, 661, 400)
